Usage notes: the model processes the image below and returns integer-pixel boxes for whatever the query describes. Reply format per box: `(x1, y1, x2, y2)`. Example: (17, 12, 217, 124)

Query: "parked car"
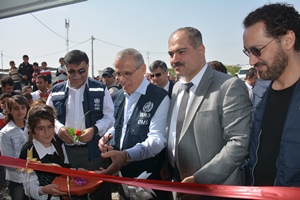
(235, 68, 250, 80)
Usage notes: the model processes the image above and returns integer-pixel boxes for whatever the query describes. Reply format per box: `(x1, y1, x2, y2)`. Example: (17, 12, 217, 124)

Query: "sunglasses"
(243, 38, 277, 57)
(67, 68, 87, 75)
(102, 74, 113, 78)
(150, 73, 162, 78)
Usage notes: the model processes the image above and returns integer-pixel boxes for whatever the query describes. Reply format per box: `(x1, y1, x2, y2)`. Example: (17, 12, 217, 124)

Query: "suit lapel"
(178, 67, 214, 142)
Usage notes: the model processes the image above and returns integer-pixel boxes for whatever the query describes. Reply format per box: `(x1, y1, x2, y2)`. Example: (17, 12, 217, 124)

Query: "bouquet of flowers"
(67, 111, 90, 143)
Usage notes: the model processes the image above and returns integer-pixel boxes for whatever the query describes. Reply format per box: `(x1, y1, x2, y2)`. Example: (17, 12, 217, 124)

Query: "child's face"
(33, 119, 54, 147)
(0, 97, 9, 112)
(10, 102, 27, 121)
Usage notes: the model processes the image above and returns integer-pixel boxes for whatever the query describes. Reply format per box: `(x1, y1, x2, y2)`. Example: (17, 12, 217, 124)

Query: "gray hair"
(115, 48, 145, 68)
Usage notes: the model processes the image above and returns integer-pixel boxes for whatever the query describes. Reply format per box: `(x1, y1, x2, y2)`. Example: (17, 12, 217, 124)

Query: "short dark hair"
(23, 55, 29, 59)
(0, 93, 12, 100)
(36, 74, 48, 82)
(64, 50, 89, 66)
(149, 60, 168, 72)
(1, 76, 14, 87)
(208, 61, 227, 74)
(33, 62, 39, 67)
(245, 68, 257, 79)
(243, 3, 300, 51)
(170, 27, 203, 49)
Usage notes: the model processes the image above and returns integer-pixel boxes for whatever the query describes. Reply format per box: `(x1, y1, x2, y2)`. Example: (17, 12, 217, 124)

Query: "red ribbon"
(0, 155, 299, 199)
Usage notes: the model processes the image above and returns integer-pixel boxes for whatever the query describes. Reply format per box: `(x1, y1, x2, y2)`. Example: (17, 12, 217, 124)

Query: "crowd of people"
(0, 3, 299, 200)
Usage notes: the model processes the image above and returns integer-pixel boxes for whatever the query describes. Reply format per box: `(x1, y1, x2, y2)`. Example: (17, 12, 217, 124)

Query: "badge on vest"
(94, 98, 101, 110)
(138, 101, 153, 125)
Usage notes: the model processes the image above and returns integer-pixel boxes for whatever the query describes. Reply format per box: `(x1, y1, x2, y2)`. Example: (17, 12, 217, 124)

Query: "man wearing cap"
(102, 67, 121, 101)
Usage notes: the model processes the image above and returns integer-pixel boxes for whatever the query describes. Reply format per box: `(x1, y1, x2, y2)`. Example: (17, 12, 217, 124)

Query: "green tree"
(226, 65, 241, 75)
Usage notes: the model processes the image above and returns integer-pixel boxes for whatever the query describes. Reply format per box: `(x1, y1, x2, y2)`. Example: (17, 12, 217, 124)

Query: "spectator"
(244, 68, 258, 100)
(97, 48, 172, 200)
(31, 62, 40, 92)
(23, 92, 33, 106)
(30, 75, 50, 101)
(0, 76, 18, 95)
(143, 72, 151, 82)
(8, 61, 22, 94)
(166, 27, 251, 199)
(18, 55, 34, 87)
(0, 95, 30, 200)
(208, 61, 228, 74)
(40, 61, 52, 88)
(46, 50, 114, 200)
(149, 60, 174, 97)
(102, 67, 121, 101)
(22, 86, 33, 94)
(56, 57, 68, 83)
(243, 3, 300, 186)
(0, 93, 12, 116)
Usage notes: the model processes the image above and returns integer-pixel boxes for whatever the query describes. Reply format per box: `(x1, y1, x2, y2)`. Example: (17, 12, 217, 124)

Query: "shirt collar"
(66, 78, 88, 90)
(179, 63, 208, 88)
(124, 77, 149, 97)
(33, 139, 57, 159)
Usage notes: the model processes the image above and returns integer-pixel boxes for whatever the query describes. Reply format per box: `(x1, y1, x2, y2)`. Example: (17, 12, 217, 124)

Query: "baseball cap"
(102, 67, 115, 76)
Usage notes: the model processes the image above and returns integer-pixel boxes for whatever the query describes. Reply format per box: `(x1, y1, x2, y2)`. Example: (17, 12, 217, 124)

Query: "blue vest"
(114, 83, 168, 178)
(50, 78, 105, 160)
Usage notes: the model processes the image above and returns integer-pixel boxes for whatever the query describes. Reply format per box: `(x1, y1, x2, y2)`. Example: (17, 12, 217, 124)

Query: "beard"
(256, 46, 288, 80)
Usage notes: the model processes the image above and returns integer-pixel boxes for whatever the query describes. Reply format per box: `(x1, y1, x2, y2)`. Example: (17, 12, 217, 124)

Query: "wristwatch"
(124, 150, 131, 165)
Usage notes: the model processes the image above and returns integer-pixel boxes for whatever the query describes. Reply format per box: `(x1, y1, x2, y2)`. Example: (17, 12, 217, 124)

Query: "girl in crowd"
(0, 95, 30, 200)
(19, 104, 69, 200)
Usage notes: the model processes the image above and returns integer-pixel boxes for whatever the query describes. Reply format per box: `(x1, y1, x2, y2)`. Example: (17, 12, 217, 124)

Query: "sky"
(1, 0, 300, 77)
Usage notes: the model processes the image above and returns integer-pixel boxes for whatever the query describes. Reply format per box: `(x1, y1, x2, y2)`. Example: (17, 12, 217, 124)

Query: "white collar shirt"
(168, 64, 208, 167)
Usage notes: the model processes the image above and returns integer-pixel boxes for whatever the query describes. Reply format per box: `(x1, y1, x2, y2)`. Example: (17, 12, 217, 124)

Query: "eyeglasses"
(243, 38, 277, 57)
(150, 73, 162, 78)
(67, 68, 87, 75)
(102, 74, 113, 78)
(115, 65, 141, 79)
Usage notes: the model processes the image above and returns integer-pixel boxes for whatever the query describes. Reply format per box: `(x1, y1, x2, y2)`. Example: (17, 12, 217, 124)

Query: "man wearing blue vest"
(97, 48, 173, 200)
(46, 50, 114, 200)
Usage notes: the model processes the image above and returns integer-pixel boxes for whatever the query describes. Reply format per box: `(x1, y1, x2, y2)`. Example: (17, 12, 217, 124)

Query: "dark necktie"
(175, 82, 193, 155)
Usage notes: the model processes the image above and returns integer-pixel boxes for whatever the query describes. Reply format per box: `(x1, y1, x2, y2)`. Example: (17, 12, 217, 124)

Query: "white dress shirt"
(163, 80, 170, 92)
(46, 78, 114, 145)
(168, 64, 207, 167)
(245, 81, 253, 100)
(107, 78, 170, 162)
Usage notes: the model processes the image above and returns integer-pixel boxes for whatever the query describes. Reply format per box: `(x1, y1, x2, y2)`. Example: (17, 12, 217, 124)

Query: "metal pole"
(1, 51, 3, 72)
(65, 19, 70, 52)
(91, 35, 95, 78)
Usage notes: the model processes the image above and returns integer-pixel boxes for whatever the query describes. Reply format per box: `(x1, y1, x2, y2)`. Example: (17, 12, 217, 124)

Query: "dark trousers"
(65, 145, 112, 200)
(8, 181, 26, 200)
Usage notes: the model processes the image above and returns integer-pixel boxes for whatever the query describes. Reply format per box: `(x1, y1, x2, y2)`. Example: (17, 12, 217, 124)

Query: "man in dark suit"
(149, 60, 174, 97)
(166, 27, 252, 200)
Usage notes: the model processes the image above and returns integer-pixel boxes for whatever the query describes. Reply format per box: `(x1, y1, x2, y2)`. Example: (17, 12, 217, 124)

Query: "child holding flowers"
(19, 104, 69, 200)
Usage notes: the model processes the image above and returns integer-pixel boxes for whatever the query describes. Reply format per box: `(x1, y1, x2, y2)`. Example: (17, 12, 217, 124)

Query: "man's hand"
(182, 175, 195, 183)
(95, 150, 127, 175)
(57, 126, 74, 144)
(79, 127, 94, 143)
(41, 184, 66, 196)
(98, 133, 114, 153)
